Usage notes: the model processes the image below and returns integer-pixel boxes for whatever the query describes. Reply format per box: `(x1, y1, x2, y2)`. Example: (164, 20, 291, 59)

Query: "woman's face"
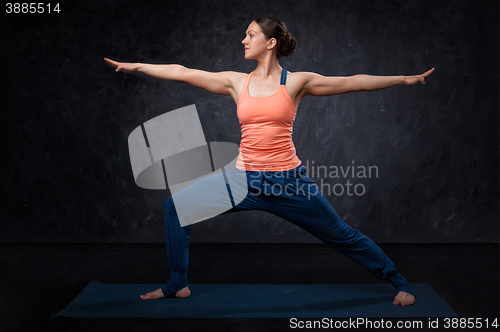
(242, 21, 275, 59)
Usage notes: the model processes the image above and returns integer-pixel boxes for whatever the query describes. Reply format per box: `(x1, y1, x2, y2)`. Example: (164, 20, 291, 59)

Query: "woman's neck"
(253, 56, 282, 78)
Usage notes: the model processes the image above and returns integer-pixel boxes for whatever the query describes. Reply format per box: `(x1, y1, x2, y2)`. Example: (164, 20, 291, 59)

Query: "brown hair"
(254, 16, 296, 58)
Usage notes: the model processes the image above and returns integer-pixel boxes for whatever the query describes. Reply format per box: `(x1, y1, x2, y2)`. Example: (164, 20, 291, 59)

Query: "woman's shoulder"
(284, 71, 315, 90)
(286, 71, 326, 89)
(286, 70, 318, 79)
(226, 70, 251, 80)
(225, 71, 252, 88)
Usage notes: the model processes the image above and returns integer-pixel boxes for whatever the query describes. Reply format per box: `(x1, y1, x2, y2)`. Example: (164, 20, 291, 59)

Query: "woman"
(105, 16, 433, 307)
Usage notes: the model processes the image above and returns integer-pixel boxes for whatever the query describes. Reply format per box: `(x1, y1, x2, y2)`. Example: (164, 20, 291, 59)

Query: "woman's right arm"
(104, 58, 234, 96)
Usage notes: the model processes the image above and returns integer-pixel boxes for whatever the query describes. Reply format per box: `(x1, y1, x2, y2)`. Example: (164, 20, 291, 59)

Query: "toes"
(395, 296, 415, 306)
(140, 292, 153, 299)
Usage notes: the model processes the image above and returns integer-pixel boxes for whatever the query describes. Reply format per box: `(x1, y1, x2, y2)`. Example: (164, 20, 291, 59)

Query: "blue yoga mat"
(54, 282, 458, 318)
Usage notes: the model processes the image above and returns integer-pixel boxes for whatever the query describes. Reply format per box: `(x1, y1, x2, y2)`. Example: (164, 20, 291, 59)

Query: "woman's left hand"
(403, 67, 435, 85)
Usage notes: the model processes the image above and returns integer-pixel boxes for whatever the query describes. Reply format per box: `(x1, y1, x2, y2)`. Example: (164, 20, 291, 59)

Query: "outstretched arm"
(103, 57, 235, 95)
(351, 67, 435, 90)
(299, 68, 435, 96)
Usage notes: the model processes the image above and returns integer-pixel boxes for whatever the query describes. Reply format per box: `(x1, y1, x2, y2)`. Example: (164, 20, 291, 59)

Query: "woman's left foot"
(393, 291, 415, 306)
(140, 288, 165, 300)
(140, 286, 191, 300)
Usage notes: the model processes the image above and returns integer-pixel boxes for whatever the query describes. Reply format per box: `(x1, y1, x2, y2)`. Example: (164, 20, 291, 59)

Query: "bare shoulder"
(181, 69, 247, 98)
(225, 71, 250, 104)
(225, 71, 249, 87)
(284, 71, 319, 106)
(287, 71, 320, 84)
(288, 71, 317, 77)
(286, 71, 321, 92)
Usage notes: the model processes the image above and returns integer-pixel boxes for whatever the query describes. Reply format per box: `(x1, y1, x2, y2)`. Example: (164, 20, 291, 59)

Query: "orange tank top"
(236, 68, 302, 171)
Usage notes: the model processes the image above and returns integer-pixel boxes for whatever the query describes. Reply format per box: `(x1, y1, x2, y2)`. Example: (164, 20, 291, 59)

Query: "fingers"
(104, 57, 118, 69)
(416, 67, 435, 84)
(104, 58, 125, 72)
(421, 67, 435, 77)
(104, 58, 128, 73)
(410, 76, 424, 85)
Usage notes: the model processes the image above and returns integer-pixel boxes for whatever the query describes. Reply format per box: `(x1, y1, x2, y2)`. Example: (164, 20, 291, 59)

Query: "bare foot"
(393, 291, 415, 306)
(140, 286, 191, 300)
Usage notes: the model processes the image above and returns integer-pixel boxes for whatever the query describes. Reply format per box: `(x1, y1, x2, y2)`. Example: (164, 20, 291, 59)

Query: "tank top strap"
(280, 68, 287, 85)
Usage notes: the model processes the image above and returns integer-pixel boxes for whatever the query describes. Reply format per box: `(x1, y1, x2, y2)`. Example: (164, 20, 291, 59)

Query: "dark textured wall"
(1, 0, 498, 243)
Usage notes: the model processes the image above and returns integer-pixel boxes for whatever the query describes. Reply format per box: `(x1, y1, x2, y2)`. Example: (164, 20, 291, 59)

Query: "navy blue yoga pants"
(161, 163, 414, 297)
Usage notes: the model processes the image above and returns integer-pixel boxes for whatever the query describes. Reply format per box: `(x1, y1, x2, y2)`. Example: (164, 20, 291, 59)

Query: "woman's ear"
(267, 38, 277, 50)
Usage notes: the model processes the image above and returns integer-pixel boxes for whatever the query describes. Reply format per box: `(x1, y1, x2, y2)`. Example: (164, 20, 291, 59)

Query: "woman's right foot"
(140, 286, 191, 300)
(393, 291, 415, 306)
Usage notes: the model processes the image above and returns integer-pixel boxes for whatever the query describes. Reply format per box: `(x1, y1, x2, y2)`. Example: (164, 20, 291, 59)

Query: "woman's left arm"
(300, 67, 435, 96)
(352, 67, 435, 91)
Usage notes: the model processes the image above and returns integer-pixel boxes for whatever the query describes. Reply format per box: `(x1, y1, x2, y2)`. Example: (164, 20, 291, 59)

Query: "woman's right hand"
(104, 57, 139, 73)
